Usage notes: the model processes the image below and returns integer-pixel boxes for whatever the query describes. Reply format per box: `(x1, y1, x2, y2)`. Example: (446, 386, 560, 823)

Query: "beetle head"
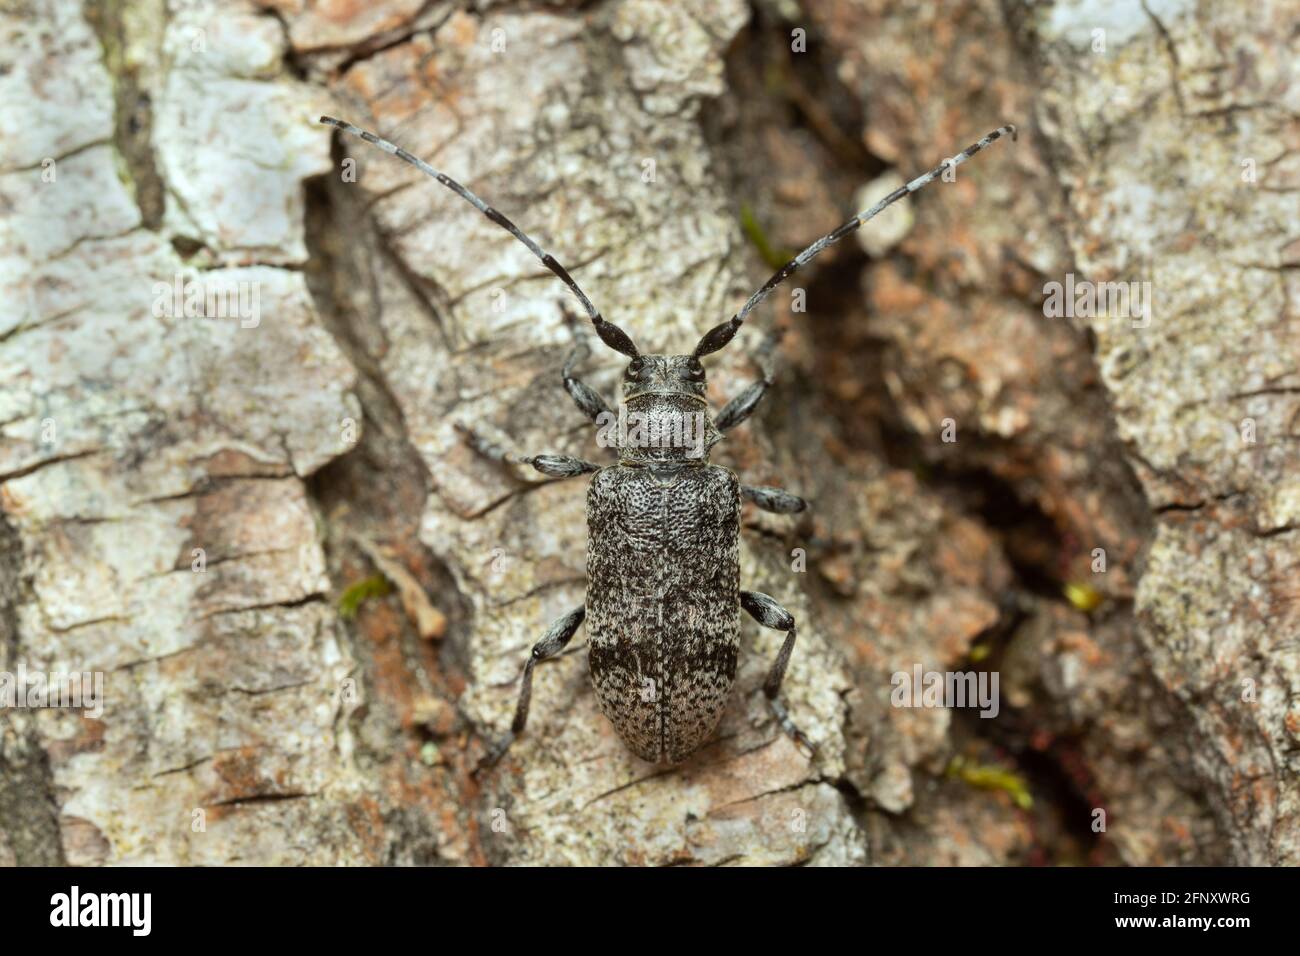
(622, 354, 707, 403)
(617, 354, 721, 463)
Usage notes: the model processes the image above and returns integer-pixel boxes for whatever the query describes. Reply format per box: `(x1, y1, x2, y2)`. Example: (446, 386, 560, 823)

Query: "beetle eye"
(625, 358, 647, 380)
(678, 358, 705, 381)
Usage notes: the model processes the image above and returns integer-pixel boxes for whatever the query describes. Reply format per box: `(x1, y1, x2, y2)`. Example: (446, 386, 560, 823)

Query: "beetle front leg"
(562, 340, 613, 427)
(715, 330, 781, 433)
(740, 590, 814, 758)
(456, 424, 601, 479)
(477, 604, 586, 771)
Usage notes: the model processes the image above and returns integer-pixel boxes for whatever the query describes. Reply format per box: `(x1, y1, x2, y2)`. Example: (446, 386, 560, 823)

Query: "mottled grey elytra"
(320, 115, 1016, 766)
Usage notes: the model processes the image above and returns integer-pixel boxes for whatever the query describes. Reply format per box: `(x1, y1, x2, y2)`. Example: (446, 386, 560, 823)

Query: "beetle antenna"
(320, 116, 640, 358)
(693, 124, 1018, 358)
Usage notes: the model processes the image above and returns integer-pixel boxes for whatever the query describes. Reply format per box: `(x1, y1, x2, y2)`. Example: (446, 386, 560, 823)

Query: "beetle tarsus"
(768, 697, 816, 759)
(474, 733, 517, 775)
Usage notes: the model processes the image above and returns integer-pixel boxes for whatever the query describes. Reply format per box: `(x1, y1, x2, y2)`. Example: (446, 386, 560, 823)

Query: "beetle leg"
(562, 340, 613, 426)
(455, 423, 520, 464)
(740, 590, 815, 758)
(519, 455, 602, 479)
(477, 605, 586, 771)
(741, 484, 807, 514)
(715, 330, 781, 433)
(456, 424, 601, 479)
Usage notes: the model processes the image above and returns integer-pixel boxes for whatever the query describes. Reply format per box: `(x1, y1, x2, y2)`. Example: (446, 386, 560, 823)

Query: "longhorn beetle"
(320, 115, 1016, 766)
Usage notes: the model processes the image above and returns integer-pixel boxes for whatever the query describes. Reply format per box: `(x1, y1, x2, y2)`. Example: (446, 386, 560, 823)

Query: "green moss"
(947, 755, 1033, 809)
(337, 574, 392, 620)
(763, 60, 787, 98)
(740, 204, 794, 270)
(1063, 581, 1104, 613)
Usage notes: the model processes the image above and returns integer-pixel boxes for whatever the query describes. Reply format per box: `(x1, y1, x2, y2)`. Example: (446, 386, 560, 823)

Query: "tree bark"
(0, 0, 1293, 866)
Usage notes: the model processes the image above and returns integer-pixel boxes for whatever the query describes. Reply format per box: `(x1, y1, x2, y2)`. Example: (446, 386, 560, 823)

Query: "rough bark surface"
(0, 0, 1293, 865)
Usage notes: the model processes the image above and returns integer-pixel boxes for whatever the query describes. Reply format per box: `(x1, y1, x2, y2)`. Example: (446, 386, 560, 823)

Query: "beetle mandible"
(319, 115, 1016, 766)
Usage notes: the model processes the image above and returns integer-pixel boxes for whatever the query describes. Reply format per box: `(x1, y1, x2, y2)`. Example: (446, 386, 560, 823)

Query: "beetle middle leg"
(740, 590, 814, 757)
(456, 423, 601, 479)
(478, 604, 586, 770)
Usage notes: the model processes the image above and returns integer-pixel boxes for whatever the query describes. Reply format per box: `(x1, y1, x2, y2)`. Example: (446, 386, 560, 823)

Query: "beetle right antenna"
(319, 116, 640, 359)
(693, 124, 1018, 358)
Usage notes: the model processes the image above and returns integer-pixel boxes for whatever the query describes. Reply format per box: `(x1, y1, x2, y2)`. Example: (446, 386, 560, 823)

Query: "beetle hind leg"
(476, 604, 586, 772)
(740, 590, 815, 758)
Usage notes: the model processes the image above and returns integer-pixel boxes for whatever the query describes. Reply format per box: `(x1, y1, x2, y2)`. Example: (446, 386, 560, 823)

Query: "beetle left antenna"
(319, 116, 640, 358)
(693, 124, 1018, 358)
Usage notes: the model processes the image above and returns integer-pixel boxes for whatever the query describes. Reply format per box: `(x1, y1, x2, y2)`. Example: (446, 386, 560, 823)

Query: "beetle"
(319, 115, 1016, 765)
